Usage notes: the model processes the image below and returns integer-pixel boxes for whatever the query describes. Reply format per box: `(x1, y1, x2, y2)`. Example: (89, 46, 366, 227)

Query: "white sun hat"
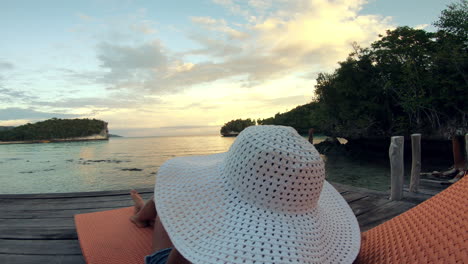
(154, 125, 360, 264)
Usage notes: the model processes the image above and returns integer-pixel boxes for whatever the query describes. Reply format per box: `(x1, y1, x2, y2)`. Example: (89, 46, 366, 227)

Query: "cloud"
(0, 107, 80, 121)
(98, 41, 167, 70)
(191, 16, 218, 25)
(185, 35, 243, 57)
(60, 0, 392, 105)
(211, 0, 252, 19)
(0, 60, 14, 70)
(415, 24, 429, 30)
(265, 95, 311, 107)
(77, 13, 94, 21)
(95, 41, 171, 92)
(191, 16, 248, 39)
(0, 60, 14, 86)
(131, 21, 157, 35)
(33, 94, 162, 109)
(0, 88, 39, 103)
(86, 0, 392, 94)
(93, 41, 234, 93)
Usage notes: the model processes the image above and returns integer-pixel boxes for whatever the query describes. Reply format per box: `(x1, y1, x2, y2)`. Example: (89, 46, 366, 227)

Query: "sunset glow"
(0, 0, 451, 136)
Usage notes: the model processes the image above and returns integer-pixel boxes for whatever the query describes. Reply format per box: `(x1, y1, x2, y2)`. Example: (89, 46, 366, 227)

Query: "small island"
(0, 118, 109, 144)
(220, 118, 255, 137)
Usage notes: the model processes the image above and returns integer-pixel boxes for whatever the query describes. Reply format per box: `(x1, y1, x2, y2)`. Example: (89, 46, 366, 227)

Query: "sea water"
(0, 135, 394, 194)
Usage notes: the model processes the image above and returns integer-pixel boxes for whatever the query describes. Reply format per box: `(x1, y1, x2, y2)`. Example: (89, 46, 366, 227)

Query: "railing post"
(465, 133, 468, 170)
(409, 134, 421, 193)
(308, 128, 314, 144)
(452, 135, 465, 170)
(389, 136, 404, 200)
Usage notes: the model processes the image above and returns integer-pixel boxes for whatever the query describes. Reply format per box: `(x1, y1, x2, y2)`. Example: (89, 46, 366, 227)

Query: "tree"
(314, 23, 467, 139)
(220, 119, 255, 136)
(434, 0, 468, 40)
(257, 102, 320, 134)
(370, 27, 439, 132)
(0, 118, 108, 141)
(224, 2, 467, 141)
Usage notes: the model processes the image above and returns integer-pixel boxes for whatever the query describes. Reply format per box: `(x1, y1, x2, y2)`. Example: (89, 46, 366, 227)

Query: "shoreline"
(0, 135, 108, 145)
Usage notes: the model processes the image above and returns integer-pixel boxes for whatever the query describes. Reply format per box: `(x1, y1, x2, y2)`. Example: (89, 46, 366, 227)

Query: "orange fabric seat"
(75, 177, 468, 264)
(75, 207, 153, 264)
(356, 175, 468, 264)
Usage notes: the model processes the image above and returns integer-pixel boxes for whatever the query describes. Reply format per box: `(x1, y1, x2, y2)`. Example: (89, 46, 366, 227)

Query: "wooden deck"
(0, 182, 446, 264)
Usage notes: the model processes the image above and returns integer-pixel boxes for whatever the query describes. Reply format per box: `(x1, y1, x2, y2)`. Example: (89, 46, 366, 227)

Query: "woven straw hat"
(154, 125, 360, 264)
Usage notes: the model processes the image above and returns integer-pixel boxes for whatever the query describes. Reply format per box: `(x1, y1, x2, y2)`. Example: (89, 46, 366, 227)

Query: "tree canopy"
(220, 119, 255, 136)
(253, 1, 467, 140)
(434, 0, 467, 40)
(0, 118, 108, 141)
(257, 103, 320, 134)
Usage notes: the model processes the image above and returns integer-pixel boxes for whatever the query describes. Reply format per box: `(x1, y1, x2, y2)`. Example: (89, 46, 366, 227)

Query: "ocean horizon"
(1, 134, 398, 194)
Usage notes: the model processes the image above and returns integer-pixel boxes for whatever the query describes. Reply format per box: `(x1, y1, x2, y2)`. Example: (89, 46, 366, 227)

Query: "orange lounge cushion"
(75, 207, 153, 264)
(75, 177, 468, 264)
(356, 176, 468, 264)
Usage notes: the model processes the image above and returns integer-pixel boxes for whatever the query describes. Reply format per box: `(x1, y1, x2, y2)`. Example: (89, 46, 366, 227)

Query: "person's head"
(155, 125, 361, 263)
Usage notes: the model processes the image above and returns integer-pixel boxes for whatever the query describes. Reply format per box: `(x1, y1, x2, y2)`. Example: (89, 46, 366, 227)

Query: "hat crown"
(222, 125, 325, 213)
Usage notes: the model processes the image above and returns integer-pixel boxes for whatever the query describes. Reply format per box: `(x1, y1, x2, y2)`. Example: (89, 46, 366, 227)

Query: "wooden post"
(452, 136, 465, 170)
(389, 136, 404, 200)
(308, 128, 314, 144)
(465, 133, 468, 170)
(409, 134, 421, 193)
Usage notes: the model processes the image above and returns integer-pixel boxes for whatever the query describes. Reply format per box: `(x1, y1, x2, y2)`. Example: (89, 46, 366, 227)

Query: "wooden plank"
(0, 254, 85, 264)
(0, 188, 153, 199)
(0, 199, 136, 211)
(0, 207, 124, 219)
(348, 196, 391, 217)
(404, 185, 444, 196)
(0, 182, 438, 262)
(341, 191, 368, 203)
(402, 190, 433, 204)
(0, 196, 143, 210)
(0, 218, 76, 227)
(0, 227, 78, 240)
(2, 190, 371, 213)
(329, 182, 388, 197)
(0, 239, 82, 255)
(357, 200, 417, 231)
(328, 182, 349, 193)
(0, 192, 152, 205)
(419, 179, 452, 190)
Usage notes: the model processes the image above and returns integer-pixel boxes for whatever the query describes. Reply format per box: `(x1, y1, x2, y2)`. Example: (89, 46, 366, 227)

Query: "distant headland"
(0, 118, 109, 144)
(220, 119, 255, 137)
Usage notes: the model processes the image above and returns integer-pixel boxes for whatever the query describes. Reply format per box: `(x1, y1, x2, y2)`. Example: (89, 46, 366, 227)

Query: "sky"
(0, 0, 455, 136)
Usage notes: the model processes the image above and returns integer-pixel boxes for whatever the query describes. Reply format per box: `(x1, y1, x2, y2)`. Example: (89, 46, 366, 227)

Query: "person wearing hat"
(130, 125, 361, 264)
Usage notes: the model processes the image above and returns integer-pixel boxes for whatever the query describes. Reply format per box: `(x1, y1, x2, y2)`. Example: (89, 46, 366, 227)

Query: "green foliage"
(434, 0, 467, 40)
(0, 118, 107, 141)
(220, 119, 255, 136)
(0, 126, 14, 132)
(257, 103, 320, 134)
(225, 2, 468, 139)
(314, 18, 467, 139)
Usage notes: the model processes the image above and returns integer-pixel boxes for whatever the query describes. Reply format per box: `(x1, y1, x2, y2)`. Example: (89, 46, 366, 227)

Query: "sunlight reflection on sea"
(0, 135, 393, 194)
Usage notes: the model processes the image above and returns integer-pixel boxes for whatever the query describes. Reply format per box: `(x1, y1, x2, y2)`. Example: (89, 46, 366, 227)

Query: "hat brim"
(154, 152, 361, 264)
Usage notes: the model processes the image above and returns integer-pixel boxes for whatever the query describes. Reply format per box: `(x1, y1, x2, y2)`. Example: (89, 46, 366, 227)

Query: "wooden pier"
(0, 182, 446, 264)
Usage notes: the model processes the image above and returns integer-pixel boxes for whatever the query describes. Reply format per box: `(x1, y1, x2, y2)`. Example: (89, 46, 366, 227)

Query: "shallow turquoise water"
(0, 135, 398, 194)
